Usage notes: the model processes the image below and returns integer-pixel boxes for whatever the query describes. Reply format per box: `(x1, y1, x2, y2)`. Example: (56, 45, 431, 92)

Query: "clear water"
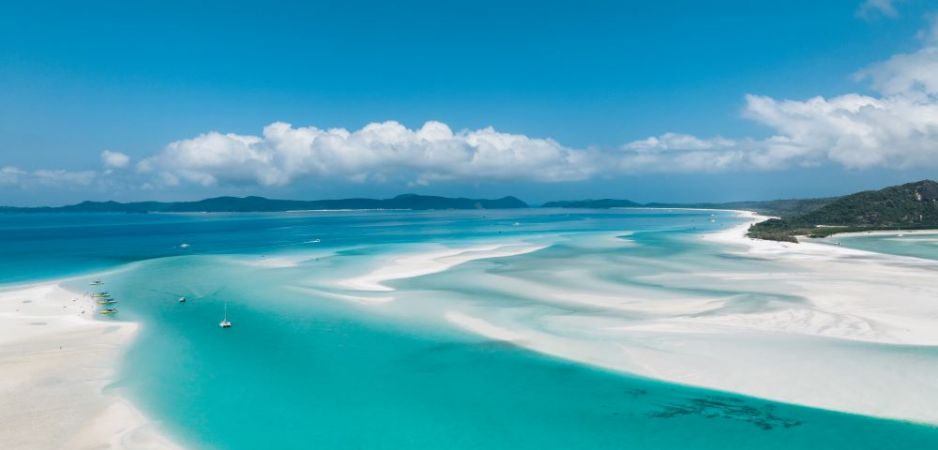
(3, 209, 937, 449)
(829, 232, 938, 261)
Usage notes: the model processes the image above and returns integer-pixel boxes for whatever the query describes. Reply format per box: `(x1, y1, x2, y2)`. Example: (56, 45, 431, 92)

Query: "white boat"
(219, 301, 232, 328)
(178, 296, 187, 303)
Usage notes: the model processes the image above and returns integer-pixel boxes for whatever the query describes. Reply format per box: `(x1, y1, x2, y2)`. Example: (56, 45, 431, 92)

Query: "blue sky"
(2, 0, 938, 205)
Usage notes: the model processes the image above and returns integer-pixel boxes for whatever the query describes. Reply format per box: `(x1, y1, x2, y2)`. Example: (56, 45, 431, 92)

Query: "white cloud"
(617, 133, 807, 173)
(856, 50, 938, 98)
(139, 121, 597, 187)
(141, 73, 938, 185)
(12, 15, 938, 193)
(621, 18, 938, 173)
(744, 93, 938, 169)
(622, 91, 938, 172)
(101, 150, 131, 169)
(623, 133, 736, 152)
(0, 166, 26, 185)
(0, 166, 97, 188)
(31, 169, 97, 186)
(132, 19, 938, 188)
(857, 0, 899, 19)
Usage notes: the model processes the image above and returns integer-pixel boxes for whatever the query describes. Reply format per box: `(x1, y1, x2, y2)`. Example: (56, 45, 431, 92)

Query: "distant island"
(746, 180, 938, 242)
(5, 181, 938, 244)
(2, 193, 828, 215)
(543, 198, 834, 218)
(545, 180, 938, 242)
(542, 199, 642, 208)
(0, 194, 528, 213)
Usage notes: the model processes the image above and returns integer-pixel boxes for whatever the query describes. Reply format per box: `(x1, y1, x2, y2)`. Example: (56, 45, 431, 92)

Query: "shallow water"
(4, 209, 938, 449)
(830, 232, 938, 261)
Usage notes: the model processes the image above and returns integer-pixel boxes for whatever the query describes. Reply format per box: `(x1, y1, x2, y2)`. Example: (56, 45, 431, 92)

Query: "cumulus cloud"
(856, 50, 938, 98)
(132, 19, 938, 188)
(101, 150, 131, 169)
(11, 16, 938, 193)
(138, 121, 597, 187)
(744, 93, 938, 169)
(622, 18, 938, 173)
(622, 92, 938, 172)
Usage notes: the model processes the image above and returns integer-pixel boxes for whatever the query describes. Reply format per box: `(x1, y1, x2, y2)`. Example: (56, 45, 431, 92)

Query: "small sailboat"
(219, 301, 232, 328)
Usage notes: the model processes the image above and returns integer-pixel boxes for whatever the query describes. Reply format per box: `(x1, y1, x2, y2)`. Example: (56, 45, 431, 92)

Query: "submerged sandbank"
(337, 242, 548, 296)
(333, 210, 938, 425)
(0, 282, 182, 450)
(8, 206, 938, 449)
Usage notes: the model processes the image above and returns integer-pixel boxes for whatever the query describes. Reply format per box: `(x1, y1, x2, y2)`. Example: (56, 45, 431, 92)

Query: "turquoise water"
(4, 209, 938, 449)
(829, 232, 938, 261)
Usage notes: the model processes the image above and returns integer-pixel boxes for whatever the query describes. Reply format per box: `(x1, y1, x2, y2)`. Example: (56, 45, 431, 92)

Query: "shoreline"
(438, 210, 938, 425)
(714, 209, 938, 265)
(5, 208, 938, 446)
(812, 228, 938, 239)
(0, 281, 183, 450)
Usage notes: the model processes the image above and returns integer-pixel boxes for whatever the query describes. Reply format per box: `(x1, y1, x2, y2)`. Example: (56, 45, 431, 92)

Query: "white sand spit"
(338, 242, 547, 295)
(0, 283, 183, 450)
(441, 211, 938, 425)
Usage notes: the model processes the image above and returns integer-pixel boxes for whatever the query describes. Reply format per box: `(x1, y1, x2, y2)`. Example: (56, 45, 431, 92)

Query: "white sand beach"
(0, 283, 182, 450)
(337, 242, 547, 295)
(433, 211, 938, 425)
(811, 229, 938, 239)
(7, 210, 938, 448)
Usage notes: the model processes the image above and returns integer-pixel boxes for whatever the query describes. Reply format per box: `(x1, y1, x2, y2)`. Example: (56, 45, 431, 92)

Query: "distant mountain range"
(5, 181, 938, 243)
(0, 194, 528, 213)
(543, 197, 834, 218)
(747, 180, 938, 242)
(2, 193, 832, 215)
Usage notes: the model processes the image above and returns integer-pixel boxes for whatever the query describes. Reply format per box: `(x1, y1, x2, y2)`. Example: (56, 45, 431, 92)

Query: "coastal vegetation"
(747, 180, 938, 242)
(544, 198, 834, 218)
